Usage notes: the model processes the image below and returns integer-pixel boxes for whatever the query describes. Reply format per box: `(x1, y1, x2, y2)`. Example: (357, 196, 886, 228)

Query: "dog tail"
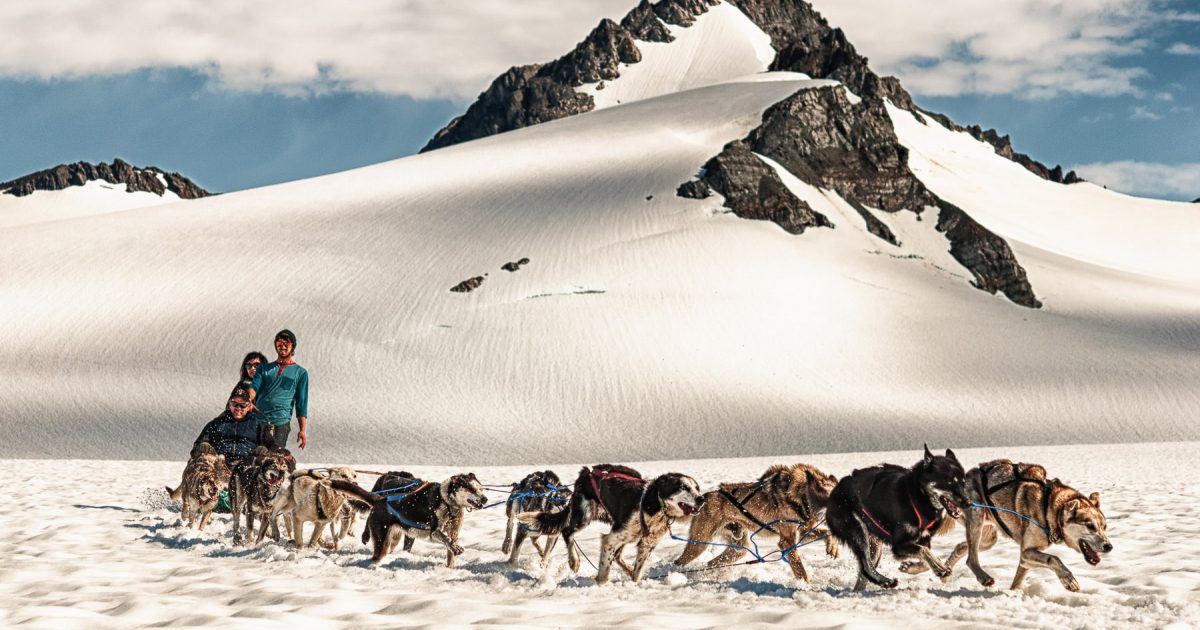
(935, 517, 956, 537)
(165, 484, 183, 502)
(517, 505, 571, 535)
(330, 479, 381, 505)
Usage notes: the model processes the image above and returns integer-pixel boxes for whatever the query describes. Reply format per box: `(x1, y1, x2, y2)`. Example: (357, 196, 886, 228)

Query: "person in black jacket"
(192, 386, 271, 464)
(193, 386, 276, 514)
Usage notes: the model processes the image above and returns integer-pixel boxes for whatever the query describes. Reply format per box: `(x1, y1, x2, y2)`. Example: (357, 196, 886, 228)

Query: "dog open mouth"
(266, 474, 284, 487)
(940, 496, 963, 518)
(1080, 540, 1101, 565)
(678, 502, 696, 516)
(469, 496, 487, 510)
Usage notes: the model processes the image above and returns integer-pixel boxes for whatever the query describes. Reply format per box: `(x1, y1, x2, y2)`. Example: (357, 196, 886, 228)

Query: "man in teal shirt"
(250, 329, 310, 450)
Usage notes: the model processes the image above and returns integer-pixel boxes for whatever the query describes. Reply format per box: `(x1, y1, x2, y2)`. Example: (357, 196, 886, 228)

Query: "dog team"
(169, 441, 1112, 593)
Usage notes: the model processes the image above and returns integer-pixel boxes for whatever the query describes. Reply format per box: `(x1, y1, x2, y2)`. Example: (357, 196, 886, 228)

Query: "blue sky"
(0, 0, 1196, 200)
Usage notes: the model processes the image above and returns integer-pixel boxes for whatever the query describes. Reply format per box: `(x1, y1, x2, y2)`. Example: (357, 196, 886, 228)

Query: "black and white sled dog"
(365, 470, 419, 553)
(503, 470, 572, 566)
(334, 473, 488, 568)
(518, 464, 703, 584)
(826, 445, 969, 590)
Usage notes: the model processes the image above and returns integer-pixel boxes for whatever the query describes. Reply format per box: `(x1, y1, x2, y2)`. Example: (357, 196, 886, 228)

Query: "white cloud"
(0, 0, 632, 101)
(1073, 161, 1200, 198)
(0, 0, 1183, 101)
(1167, 42, 1200, 55)
(812, 0, 1162, 98)
(1130, 105, 1164, 120)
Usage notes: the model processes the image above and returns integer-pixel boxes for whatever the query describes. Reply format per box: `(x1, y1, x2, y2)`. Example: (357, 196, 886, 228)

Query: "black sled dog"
(826, 445, 969, 590)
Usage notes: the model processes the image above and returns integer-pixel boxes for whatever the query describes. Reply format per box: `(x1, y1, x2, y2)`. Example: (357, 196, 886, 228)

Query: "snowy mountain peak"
(423, 0, 1074, 187)
(0, 158, 210, 200)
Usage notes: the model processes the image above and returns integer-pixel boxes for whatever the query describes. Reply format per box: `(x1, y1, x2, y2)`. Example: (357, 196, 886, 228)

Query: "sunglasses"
(229, 401, 251, 410)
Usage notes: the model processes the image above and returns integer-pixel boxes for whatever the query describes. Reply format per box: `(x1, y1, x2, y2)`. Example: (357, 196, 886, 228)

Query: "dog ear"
(923, 444, 934, 464)
(945, 448, 959, 463)
(1089, 492, 1100, 508)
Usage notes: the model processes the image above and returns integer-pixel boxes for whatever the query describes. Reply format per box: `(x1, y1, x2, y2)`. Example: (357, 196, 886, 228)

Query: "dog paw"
(936, 568, 952, 581)
(899, 561, 921, 574)
(1064, 577, 1080, 592)
(981, 575, 995, 587)
(825, 539, 840, 559)
(881, 577, 899, 589)
(451, 544, 464, 556)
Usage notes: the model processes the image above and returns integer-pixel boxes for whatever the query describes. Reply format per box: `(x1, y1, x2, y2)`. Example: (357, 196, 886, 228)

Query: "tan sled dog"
(674, 464, 839, 581)
(166, 443, 231, 531)
(903, 459, 1112, 592)
(259, 466, 363, 548)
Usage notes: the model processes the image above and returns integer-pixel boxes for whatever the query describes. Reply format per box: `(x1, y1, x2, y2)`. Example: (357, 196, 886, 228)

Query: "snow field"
(3, 443, 1196, 628)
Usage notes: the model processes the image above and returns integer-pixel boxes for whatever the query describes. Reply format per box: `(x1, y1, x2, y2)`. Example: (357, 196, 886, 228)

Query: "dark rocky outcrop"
(744, 88, 926, 213)
(450, 276, 486, 293)
(0, 159, 210, 198)
(915, 112, 1083, 185)
(699, 140, 832, 234)
(422, 0, 727, 152)
(936, 200, 1041, 308)
(654, 0, 720, 27)
(501, 258, 531, 272)
(676, 179, 712, 199)
(692, 84, 1039, 307)
(1192, 197, 1199, 203)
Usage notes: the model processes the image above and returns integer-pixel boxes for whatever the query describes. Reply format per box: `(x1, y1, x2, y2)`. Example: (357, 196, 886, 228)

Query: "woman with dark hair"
(238, 351, 268, 390)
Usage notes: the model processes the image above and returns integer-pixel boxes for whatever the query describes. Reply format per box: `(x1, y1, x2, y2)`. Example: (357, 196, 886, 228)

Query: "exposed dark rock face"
(745, 88, 926, 213)
(699, 140, 832, 234)
(676, 179, 712, 199)
(450, 276, 486, 293)
(848, 200, 899, 246)
(422, 66, 594, 153)
(501, 258, 531, 272)
(1192, 197, 1199, 203)
(0, 159, 210, 198)
(622, 0, 675, 42)
(422, 0, 729, 152)
(692, 84, 1039, 307)
(654, 0, 720, 26)
(936, 200, 1041, 308)
(542, 19, 641, 86)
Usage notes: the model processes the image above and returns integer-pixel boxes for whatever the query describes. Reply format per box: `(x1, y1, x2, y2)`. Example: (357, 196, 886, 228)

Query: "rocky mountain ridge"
(0, 159, 211, 199)
(421, 0, 1074, 186)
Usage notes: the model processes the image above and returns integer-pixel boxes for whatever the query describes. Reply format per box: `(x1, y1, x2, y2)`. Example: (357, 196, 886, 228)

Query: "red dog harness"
(588, 468, 652, 536)
(861, 494, 938, 539)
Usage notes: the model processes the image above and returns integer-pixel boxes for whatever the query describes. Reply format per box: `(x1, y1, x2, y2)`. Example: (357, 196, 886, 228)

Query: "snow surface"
(2, 73, 1199, 463)
(3, 443, 1196, 628)
(578, 2, 776, 109)
(0, 179, 184, 228)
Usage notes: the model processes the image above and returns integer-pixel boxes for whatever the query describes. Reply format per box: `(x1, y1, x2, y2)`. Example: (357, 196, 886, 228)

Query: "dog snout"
(1103, 542, 1113, 553)
(694, 494, 706, 507)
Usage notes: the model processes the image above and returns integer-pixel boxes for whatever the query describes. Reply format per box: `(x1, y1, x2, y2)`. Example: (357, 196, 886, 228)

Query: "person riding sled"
(193, 386, 276, 512)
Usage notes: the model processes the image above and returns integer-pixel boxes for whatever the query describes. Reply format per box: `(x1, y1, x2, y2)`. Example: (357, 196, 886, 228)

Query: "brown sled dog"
(673, 464, 839, 581)
(166, 443, 231, 531)
(902, 459, 1112, 592)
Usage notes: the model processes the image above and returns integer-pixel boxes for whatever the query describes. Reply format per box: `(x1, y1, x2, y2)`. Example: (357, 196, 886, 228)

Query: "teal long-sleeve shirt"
(251, 362, 309, 426)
